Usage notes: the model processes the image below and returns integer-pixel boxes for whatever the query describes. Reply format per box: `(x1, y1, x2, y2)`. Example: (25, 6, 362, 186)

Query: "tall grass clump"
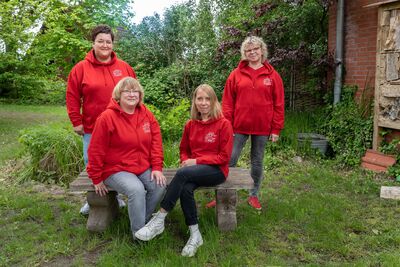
(163, 141, 180, 168)
(280, 110, 323, 148)
(261, 110, 326, 166)
(16, 123, 83, 185)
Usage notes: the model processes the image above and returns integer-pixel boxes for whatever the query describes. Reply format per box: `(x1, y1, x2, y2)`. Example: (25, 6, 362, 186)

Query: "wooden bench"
(69, 167, 253, 232)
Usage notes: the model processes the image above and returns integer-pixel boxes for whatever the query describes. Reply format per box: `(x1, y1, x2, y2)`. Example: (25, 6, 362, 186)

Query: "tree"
(0, 0, 135, 101)
(0, 0, 48, 98)
(214, 0, 332, 103)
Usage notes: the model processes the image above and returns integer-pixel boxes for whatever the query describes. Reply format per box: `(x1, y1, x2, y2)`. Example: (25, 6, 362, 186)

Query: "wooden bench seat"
(69, 167, 253, 232)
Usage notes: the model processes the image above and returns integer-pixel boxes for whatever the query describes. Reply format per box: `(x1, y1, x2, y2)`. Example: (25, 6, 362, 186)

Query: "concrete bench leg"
(86, 191, 119, 232)
(216, 189, 237, 231)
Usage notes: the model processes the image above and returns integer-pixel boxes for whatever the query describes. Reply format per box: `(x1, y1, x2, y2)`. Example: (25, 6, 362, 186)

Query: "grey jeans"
(83, 133, 92, 166)
(104, 169, 165, 236)
(229, 134, 268, 197)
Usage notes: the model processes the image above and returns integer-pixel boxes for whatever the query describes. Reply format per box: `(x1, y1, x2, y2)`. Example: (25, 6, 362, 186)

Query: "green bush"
(32, 79, 66, 105)
(0, 72, 66, 105)
(319, 86, 373, 166)
(16, 123, 83, 185)
(0, 52, 66, 105)
(147, 99, 191, 142)
(140, 63, 218, 109)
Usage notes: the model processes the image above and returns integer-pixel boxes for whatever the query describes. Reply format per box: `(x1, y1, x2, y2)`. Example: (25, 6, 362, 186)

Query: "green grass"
(3, 162, 400, 266)
(0, 184, 90, 266)
(0, 104, 67, 115)
(1, 104, 400, 266)
(0, 104, 67, 165)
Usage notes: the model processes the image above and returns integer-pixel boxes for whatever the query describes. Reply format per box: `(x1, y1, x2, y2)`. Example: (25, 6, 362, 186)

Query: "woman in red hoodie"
(208, 36, 285, 210)
(87, 77, 166, 239)
(66, 25, 136, 214)
(134, 84, 233, 257)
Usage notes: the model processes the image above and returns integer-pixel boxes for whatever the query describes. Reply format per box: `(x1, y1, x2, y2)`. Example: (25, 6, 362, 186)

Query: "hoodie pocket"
(121, 158, 139, 168)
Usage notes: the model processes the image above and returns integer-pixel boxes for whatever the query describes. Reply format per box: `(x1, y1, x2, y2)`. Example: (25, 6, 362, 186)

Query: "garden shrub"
(0, 53, 65, 105)
(32, 79, 66, 105)
(140, 63, 214, 110)
(0, 71, 66, 105)
(319, 86, 373, 166)
(147, 99, 190, 142)
(17, 123, 83, 185)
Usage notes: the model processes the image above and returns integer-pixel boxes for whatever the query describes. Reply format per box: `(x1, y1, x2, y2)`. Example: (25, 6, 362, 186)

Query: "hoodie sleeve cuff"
(91, 176, 103, 185)
(271, 129, 281, 136)
(152, 166, 163, 172)
(72, 120, 83, 127)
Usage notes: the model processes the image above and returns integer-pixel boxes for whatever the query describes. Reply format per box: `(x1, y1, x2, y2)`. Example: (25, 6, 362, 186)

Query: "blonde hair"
(190, 84, 222, 120)
(112, 77, 144, 104)
(240, 36, 268, 61)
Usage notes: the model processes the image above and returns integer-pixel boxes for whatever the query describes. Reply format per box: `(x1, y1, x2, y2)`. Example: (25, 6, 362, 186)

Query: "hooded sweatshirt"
(179, 117, 233, 178)
(222, 60, 285, 136)
(66, 49, 136, 134)
(87, 99, 163, 185)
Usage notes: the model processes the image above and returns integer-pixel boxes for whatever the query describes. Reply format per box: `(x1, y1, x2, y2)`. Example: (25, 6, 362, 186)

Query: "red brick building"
(328, 0, 381, 94)
(329, 0, 400, 170)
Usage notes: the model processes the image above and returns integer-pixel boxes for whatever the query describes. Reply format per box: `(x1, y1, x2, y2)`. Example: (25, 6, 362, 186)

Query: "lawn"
(0, 104, 67, 165)
(1, 104, 400, 266)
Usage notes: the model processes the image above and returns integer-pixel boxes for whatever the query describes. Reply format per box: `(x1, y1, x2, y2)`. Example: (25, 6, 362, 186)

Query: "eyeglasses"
(121, 89, 140, 95)
(244, 47, 260, 53)
(95, 40, 113, 46)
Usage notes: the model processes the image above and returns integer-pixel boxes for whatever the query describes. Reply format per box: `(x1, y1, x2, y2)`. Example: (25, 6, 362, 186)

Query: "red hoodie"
(222, 60, 285, 136)
(87, 99, 163, 185)
(66, 49, 136, 134)
(180, 117, 233, 178)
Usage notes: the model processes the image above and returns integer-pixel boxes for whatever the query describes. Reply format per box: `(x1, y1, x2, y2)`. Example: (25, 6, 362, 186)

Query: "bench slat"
(69, 167, 253, 192)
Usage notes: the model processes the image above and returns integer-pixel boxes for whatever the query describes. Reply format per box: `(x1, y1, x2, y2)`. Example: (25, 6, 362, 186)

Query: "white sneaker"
(79, 194, 125, 215)
(181, 230, 203, 257)
(135, 212, 165, 241)
(117, 195, 126, 208)
(79, 202, 90, 215)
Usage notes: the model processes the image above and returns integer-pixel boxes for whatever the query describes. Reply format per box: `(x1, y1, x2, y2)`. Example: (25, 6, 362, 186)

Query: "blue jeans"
(229, 134, 268, 197)
(104, 169, 165, 236)
(161, 165, 225, 226)
(83, 134, 92, 166)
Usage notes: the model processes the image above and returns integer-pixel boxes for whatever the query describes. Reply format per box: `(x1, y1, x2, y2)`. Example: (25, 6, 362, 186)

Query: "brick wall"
(329, 1, 400, 148)
(328, 0, 379, 94)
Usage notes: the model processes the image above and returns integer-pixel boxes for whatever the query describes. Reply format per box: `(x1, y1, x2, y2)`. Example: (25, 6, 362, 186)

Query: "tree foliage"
(214, 0, 332, 94)
(0, 0, 134, 102)
(1, 0, 331, 107)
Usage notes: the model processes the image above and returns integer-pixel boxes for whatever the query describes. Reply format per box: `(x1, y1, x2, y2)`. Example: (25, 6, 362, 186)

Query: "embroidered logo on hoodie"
(263, 78, 272, 86)
(204, 132, 217, 143)
(113, 69, 122, 77)
(142, 122, 150, 133)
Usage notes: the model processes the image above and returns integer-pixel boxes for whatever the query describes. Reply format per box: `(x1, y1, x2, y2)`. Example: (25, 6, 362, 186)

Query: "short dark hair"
(91, 25, 114, 42)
